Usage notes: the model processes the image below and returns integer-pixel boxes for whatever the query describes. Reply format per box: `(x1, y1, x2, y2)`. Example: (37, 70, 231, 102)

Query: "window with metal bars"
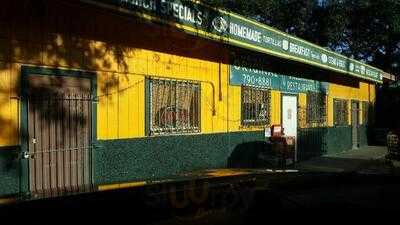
(149, 78, 200, 135)
(333, 99, 349, 126)
(241, 86, 271, 126)
(362, 101, 369, 125)
(306, 92, 327, 127)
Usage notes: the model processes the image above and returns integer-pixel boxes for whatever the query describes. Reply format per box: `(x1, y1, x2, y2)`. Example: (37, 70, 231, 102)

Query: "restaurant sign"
(230, 56, 329, 94)
(82, 0, 383, 83)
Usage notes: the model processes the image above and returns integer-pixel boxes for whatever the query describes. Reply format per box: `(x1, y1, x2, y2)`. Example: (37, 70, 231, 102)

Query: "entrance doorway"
(282, 95, 298, 161)
(26, 74, 93, 196)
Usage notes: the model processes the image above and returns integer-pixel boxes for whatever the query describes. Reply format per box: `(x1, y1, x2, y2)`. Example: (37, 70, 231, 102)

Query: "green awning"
(79, 0, 384, 83)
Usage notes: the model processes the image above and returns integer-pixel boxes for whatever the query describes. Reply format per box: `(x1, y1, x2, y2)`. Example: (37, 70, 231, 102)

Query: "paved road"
(2, 146, 400, 224)
(295, 146, 397, 173)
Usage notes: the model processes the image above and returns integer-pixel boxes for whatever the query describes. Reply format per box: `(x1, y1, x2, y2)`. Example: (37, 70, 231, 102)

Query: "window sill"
(239, 125, 268, 130)
(149, 131, 201, 137)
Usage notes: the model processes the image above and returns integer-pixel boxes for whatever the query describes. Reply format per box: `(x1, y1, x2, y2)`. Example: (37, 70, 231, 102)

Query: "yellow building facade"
(0, 0, 381, 199)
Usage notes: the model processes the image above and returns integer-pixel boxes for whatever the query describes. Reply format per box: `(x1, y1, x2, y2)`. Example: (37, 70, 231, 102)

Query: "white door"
(282, 95, 298, 161)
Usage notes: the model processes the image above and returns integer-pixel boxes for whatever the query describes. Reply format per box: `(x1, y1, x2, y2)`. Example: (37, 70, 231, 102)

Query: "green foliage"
(202, 0, 400, 76)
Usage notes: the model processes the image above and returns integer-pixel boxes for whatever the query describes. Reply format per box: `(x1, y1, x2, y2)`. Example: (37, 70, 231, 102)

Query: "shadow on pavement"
(3, 171, 400, 224)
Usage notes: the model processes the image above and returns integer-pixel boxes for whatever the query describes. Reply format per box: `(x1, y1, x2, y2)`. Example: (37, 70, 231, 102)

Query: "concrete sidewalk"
(295, 146, 398, 173)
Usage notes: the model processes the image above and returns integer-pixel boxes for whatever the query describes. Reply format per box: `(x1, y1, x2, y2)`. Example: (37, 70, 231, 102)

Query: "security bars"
(28, 93, 93, 196)
(306, 92, 327, 127)
(241, 86, 271, 126)
(149, 78, 200, 135)
(333, 99, 349, 126)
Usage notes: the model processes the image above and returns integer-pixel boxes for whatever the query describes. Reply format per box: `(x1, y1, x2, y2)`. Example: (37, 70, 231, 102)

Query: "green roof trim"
(80, 0, 384, 83)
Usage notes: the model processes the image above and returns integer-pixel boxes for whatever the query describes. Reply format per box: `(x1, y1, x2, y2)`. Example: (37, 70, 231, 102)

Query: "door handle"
(23, 152, 34, 159)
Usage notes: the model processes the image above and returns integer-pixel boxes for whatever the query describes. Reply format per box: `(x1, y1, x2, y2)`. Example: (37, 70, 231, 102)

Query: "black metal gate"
(27, 75, 93, 196)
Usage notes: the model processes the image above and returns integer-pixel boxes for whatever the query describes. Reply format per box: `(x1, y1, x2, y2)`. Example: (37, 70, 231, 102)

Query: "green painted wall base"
(95, 126, 371, 185)
(0, 147, 20, 197)
(326, 126, 353, 154)
(94, 131, 266, 185)
(298, 125, 369, 160)
(359, 125, 369, 147)
(0, 126, 372, 197)
(297, 127, 328, 160)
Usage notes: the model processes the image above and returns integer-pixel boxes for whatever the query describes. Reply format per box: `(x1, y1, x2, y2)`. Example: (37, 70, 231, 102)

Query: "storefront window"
(333, 99, 349, 126)
(306, 92, 327, 127)
(241, 86, 271, 126)
(149, 79, 200, 135)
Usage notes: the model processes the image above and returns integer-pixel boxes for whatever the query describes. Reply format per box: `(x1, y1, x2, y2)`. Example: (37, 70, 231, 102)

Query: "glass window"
(149, 79, 200, 135)
(241, 86, 271, 126)
(306, 92, 327, 127)
(333, 99, 349, 126)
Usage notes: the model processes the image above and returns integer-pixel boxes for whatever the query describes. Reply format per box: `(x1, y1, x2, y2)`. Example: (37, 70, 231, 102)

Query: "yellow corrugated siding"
(11, 40, 42, 65)
(95, 47, 232, 139)
(101, 72, 145, 140)
(0, 62, 19, 147)
(329, 81, 372, 101)
(227, 86, 241, 132)
(117, 75, 142, 139)
(327, 96, 334, 127)
(42, 34, 68, 67)
(97, 71, 108, 139)
(298, 93, 307, 128)
(0, 13, 379, 145)
(10, 64, 19, 145)
(107, 72, 119, 139)
(328, 81, 375, 126)
(0, 62, 11, 146)
(0, 39, 9, 61)
(359, 82, 369, 101)
(369, 84, 376, 103)
(270, 90, 281, 125)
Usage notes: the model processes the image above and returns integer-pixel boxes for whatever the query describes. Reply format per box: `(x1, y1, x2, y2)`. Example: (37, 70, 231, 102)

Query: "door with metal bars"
(27, 75, 93, 196)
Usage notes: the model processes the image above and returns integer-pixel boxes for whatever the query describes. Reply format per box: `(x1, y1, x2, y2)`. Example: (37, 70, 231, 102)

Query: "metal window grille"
(333, 99, 349, 126)
(241, 86, 271, 126)
(149, 78, 200, 135)
(306, 92, 327, 127)
(362, 101, 369, 125)
(298, 105, 307, 128)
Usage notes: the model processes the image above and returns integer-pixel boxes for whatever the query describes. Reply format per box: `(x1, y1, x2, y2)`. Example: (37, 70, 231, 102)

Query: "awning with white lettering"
(78, 0, 384, 83)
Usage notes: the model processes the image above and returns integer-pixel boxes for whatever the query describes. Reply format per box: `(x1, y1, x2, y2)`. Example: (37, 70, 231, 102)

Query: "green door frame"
(19, 66, 97, 196)
(351, 99, 360, 149)
(280, 93, 299, 161)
